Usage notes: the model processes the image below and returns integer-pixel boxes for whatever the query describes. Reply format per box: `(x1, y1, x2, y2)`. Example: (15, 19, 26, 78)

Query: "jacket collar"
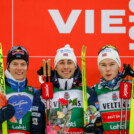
(51, 65, 82, 89)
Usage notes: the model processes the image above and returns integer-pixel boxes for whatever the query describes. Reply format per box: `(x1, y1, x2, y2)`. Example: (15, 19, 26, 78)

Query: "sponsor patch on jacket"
(32, 106, 38, 111)
(32, 112, 41, 117)
(112, 93, 118, 101)
(95, 102, 99, 109)
(28, 87, 33, 92)
(64, 92, 70, 100)
(32, 118, 38, 125)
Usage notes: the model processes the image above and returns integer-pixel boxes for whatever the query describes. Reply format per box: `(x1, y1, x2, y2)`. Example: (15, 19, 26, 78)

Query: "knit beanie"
(54, 44, 77, 67)
(7, 46, 29, 69)
(98, 47, 121, 67)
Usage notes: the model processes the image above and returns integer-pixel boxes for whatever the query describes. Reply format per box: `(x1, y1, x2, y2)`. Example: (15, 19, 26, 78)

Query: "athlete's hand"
(121, 64, 129, 79)
(0, 104, 15, 124)
(121, 64, 134, 78)
(0, 91, 7, 108)
(128, 64, 134, 77)
(37, 67, 43, 75)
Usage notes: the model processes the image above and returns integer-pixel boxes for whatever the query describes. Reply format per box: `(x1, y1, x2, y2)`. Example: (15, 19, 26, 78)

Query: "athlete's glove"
(0, 104, 15, 124)
(0, 91, 16, 123)
(121, 64, 129, 79)
(127, 64, 134, 77)
(84, 123, 97, 134)
(121, 64, 134, 78)
(37, 66, 54, 78)
(37, 67, 43, 75)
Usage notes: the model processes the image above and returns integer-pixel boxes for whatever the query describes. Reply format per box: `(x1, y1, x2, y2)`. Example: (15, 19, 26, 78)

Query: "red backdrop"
(0, 0, 134, 89)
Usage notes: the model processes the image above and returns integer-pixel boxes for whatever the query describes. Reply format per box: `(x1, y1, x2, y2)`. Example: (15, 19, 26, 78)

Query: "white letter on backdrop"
(85, 10, 94, 33)
(48, 9, 81, 33)
(101, 10, 126, 33)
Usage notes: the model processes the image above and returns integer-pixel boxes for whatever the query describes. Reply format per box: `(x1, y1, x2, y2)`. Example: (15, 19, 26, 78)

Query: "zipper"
(65, 81, 67, 90)
(18, 82, 20, 92)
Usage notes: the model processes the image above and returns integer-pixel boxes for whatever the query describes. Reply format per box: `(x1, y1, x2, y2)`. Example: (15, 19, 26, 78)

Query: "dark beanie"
(7, 46, 29, 69)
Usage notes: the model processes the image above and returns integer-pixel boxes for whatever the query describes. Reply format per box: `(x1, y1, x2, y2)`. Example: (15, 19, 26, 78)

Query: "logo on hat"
(63, 53, 68, 56)
(102, 53, 107, 57)
(60, 49, 71, 53)
(12, 49, 24, 55)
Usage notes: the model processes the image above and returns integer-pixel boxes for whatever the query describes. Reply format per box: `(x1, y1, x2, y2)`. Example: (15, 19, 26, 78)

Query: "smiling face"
(98, 58, 120, 81)
(8, 59, 28, 80)
(55, 59, 76, 79)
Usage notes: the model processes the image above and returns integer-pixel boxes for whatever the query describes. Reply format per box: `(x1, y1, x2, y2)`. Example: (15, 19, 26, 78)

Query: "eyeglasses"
(9, 46, 27, 53)
(98, 45, 119, 54)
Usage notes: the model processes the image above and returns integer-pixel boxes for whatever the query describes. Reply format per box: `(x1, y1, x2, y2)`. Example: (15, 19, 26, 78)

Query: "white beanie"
(98, 48, 121, 67)
(54, 44, 77, 67)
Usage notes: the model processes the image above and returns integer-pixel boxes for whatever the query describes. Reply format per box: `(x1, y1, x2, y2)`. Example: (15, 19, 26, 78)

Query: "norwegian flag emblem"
(63, 53, 68, 56)
(102, 53, 107, 57)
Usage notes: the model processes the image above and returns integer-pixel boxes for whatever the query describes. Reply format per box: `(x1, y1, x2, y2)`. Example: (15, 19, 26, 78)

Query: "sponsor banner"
(0, 0, 134, 88)
(52, 89, 83, 108)
(8, 130, 30, 134)
(103, 122, 129, 132)
(98, 91, 131, 111)
(63, 128, 83, 134)
(101, 110, 130, 123)
(104, 130, 129, 134)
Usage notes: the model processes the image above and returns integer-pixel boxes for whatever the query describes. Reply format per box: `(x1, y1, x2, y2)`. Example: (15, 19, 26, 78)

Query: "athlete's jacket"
(31, 66, 101, 134)
(93, 77, 130, 134)
(3, 70, 36, 134)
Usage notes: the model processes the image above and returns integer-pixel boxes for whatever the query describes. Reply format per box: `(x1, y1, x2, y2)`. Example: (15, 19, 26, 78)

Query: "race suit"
(0, 70, 36, 134)
(31, 66, 102, 134)
(94, 78, 130, 134)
